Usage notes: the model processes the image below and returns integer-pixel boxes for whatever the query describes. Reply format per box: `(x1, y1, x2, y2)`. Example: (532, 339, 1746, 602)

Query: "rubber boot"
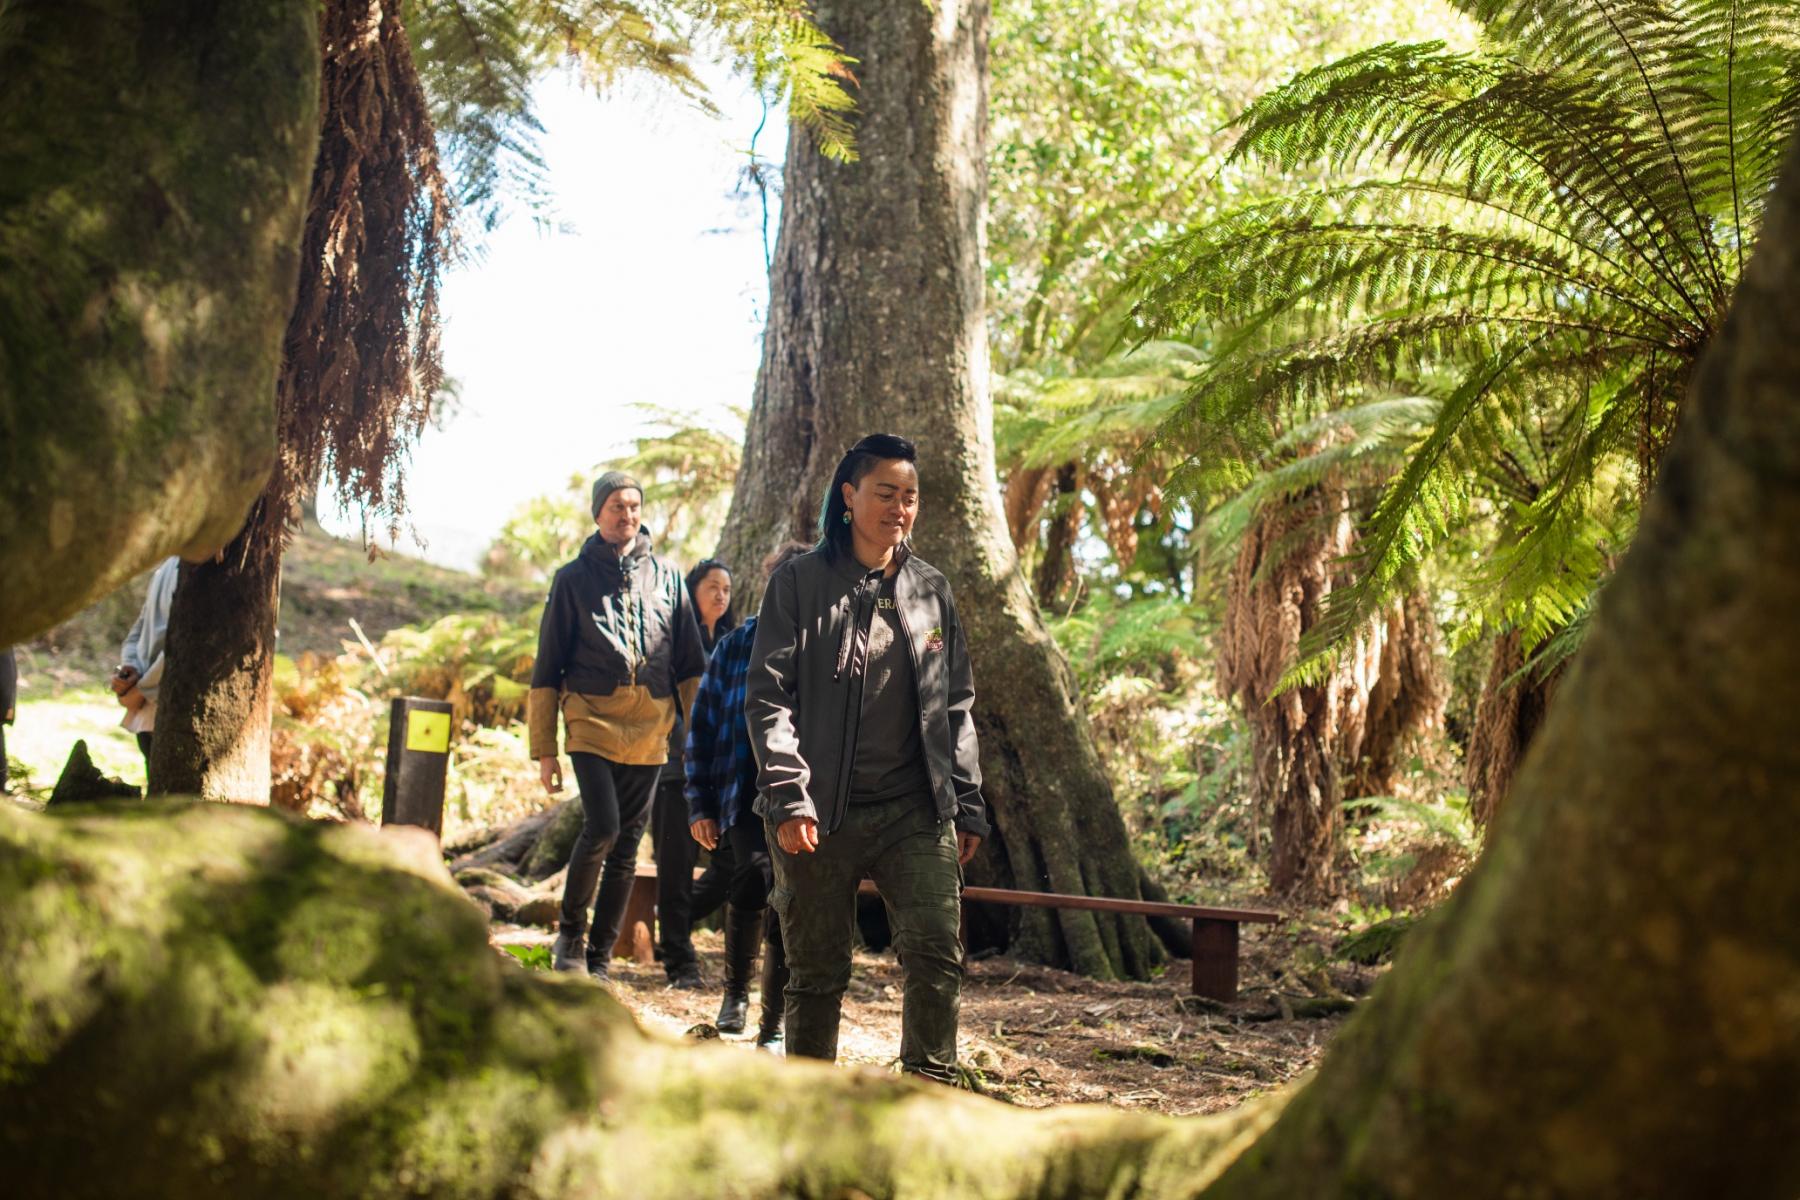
(755, 913, 788, 1052)
(716, 904, 760, 1034)
(552, 927, 587, 974)
(586, 868, 636, 982)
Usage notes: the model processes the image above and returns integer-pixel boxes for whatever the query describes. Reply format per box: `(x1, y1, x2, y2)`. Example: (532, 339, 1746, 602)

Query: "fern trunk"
(1222, 476, 1443, 897)
(1220, 482, 1353, 897)
(1464, 626, 1562, 829)
(1341, 588, 1446, 802)
(714, 0, 1164, 979)
(146, 0, 446, 803)
(1032, 462, 1082, 609)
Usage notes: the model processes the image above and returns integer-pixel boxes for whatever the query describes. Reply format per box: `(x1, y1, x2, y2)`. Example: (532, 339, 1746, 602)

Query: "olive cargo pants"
(768, 794, 964, 1081)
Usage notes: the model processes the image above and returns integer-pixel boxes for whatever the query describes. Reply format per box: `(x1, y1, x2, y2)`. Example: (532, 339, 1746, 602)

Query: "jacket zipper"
(829, 574, 877, 833)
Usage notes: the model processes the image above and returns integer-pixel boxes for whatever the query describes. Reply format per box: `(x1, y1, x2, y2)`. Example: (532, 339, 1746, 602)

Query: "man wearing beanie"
(528, 470, 708, 980)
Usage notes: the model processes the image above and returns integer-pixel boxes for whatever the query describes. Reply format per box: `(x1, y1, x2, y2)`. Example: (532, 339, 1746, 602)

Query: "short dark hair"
(817, 433, 918, 559)
(684, 558, 736, 636)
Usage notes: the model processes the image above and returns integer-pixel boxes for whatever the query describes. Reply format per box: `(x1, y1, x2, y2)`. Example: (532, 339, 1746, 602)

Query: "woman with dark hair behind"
(649, 558, 735, 987)
(745, 434, 989, 1082)
(686, 540, 813, 1046)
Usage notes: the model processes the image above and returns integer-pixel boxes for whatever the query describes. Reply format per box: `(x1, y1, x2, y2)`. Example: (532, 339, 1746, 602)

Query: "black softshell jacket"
(745, 546, 989, 838)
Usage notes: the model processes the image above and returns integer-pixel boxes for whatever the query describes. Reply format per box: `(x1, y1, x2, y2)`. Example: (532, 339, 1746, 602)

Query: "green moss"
(0, 0, 320, 643)
(0, 800, 1273, 1198)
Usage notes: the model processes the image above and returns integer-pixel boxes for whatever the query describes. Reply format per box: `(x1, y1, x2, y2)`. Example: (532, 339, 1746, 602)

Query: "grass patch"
(8, 684, 147, 798)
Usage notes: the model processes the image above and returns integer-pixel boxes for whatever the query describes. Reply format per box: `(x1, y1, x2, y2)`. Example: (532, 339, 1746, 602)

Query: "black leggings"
(558, 753, 659, 953)
(652, 777, 733, 971)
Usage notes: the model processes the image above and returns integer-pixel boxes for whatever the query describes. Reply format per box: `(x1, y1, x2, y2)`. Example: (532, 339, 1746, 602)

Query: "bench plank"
(613, 867, 1279, 1002)
(960, 885, 1279, 925)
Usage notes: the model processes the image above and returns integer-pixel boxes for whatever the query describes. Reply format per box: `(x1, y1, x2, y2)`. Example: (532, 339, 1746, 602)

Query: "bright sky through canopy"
(324, 66, 778, 570)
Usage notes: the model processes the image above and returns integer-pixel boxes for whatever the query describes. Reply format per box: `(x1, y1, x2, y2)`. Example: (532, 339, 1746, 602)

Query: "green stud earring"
(842, 510, 852, 524)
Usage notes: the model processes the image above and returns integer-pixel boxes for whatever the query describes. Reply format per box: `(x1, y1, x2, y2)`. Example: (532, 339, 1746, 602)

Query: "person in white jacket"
(111, 557, 179, 763)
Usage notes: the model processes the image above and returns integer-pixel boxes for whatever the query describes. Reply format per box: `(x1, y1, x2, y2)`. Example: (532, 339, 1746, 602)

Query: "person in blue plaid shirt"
(685, 540, 813, 1048)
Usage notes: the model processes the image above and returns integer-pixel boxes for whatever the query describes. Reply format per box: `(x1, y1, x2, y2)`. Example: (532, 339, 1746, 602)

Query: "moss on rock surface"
(0, 0, 320, 644)
(0, 800, 1268, 1199)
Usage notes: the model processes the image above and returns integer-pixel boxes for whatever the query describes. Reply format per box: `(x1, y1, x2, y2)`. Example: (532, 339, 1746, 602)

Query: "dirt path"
(492, 922, 1373, 1115)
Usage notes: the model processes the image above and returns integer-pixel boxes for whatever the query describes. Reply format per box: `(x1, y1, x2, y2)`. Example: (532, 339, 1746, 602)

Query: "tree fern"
(408, 0, 854, 230)
(1133, 0, 1800, 683)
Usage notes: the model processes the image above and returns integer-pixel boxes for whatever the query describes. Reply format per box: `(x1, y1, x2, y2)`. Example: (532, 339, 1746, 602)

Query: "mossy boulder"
(0, 800, 1265, 1199)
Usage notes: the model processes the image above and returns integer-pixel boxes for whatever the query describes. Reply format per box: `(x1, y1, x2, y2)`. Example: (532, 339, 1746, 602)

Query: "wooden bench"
(613, 865, 1279, 1002)
(955, 886, 1280, 1002)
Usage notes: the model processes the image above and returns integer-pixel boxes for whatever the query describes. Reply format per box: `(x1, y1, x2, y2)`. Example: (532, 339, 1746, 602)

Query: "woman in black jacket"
(528, 471, 707, 980)
(745, 433, 989, 1082)
(650, 557, 736, 988)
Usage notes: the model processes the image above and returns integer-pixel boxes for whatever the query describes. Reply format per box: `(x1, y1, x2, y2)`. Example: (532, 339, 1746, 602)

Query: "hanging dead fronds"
(1218, 472, 1358, 899)
(270, 0, 454, 555)
(1342, 588, 1447, 801)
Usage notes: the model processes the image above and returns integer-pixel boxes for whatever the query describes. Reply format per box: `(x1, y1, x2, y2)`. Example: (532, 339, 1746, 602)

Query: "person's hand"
(538, 756, 563, 796)
(110, 666, 139, 697)
(776, 817, 820, 855)
(690, 818, 720, 851)
(957, 832, 982, 866)
(120, 686, 147, 714)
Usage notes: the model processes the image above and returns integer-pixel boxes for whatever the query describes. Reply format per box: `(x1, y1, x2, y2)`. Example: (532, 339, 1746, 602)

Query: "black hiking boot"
(754, 914, 788, 1051)
(552, 929, 587, 974)
(667, 960, 706, 990)
(715, 903, 761, 1034)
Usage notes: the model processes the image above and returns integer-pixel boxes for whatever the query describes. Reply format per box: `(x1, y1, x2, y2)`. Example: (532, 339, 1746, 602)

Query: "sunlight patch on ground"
(8, 685, 148, 795)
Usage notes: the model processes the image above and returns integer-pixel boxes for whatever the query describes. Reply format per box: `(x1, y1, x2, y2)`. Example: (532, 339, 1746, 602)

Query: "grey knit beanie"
(590, 471, 643, 518)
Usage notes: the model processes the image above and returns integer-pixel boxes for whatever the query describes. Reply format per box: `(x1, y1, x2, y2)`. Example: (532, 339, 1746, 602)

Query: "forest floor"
(490, 918, 1382, 1116)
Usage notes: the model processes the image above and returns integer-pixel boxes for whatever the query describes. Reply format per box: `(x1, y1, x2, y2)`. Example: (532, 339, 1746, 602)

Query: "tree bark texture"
(1197, 131, 1800, 1198)
(714, 0, 1164, 979)
(148, 512, 281, 803)
(1220, 482, 1443, 898)
(0, 0, 319, 646)
(1032, 462, 1082, 608)
(1464, 625, 1562, 828)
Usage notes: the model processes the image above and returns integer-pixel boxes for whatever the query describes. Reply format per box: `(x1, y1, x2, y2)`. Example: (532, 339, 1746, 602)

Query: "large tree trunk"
(0, 0, 319, 645)
(1463, 625, 1562, 828)
(9, 130, 1800, 1200)
(715, 0, 1163, 979)
(147, 509, 281, 803)
(147, 0, 446, 799)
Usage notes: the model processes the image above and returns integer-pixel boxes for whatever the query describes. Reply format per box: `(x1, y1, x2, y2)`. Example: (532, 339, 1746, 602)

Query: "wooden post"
(612, 871, 657, 964)
(1192, 918, 1240, 1001)
(381, 697, 452, 838)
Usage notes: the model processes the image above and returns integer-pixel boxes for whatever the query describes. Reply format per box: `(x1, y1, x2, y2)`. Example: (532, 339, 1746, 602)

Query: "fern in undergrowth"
(1132, 0, 1800, 684)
